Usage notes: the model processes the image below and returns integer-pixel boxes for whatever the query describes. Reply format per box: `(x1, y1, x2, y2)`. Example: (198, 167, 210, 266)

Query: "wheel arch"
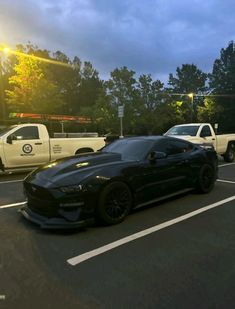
(98, 176, 136, 207)
(225, 140, 234, 151)
(75, 147, 94, 155)
(224, 141, 235, 162)
(0, 157, 4, 172)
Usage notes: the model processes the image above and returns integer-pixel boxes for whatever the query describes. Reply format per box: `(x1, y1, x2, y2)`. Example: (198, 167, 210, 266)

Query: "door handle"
(34, 142, 42, 145)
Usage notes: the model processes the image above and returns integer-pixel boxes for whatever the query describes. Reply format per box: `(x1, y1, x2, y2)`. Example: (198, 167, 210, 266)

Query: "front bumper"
(20, 206, 94, 229)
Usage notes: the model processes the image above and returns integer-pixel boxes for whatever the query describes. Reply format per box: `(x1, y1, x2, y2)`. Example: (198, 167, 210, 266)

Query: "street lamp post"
(188, 93, 194, 122)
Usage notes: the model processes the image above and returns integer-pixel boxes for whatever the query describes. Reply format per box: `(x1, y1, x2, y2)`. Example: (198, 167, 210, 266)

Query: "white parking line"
(67, 195, 235, 266)
(219, 163, 235, 168)
(0, 201, 27, 209)
(0, 179, 24, 184)
(217, 179, 235, 184)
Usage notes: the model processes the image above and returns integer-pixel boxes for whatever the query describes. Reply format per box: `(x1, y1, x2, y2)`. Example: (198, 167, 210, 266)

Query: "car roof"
(122, 135, 166, 141)
(121, 135, 194, 145)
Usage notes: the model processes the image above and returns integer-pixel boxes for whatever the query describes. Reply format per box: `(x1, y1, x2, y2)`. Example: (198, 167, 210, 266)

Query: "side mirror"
(148, 151, 167, 162)
(6, 135, 13, 144)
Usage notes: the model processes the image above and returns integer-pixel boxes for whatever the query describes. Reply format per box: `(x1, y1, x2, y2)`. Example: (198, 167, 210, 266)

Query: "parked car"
(20, 136, 218, 229)
(165, 123, 235, 162)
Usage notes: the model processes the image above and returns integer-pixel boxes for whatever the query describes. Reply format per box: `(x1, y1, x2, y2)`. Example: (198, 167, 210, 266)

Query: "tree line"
(1, 41, 235, 134)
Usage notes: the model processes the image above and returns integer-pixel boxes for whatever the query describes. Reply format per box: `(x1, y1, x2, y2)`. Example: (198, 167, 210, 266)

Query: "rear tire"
(196, 164, 216, 193)
(96, 181, 132, 225)
(224, 143, 235, 162)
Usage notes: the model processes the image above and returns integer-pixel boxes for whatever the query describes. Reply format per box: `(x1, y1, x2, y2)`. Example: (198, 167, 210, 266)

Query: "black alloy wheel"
(97, 181, 132, 225)
(196, 164, 215, 193)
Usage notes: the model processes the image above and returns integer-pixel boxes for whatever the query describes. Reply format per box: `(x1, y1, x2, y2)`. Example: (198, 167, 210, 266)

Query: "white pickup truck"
(165, 123, 235, 162)
(0, 123, 105, 172)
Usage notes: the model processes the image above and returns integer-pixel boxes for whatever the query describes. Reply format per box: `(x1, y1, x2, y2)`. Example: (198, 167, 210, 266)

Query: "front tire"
(196, 164, 216, 193)
(96, 181, 132, 225)
(224, 143, 235, 162)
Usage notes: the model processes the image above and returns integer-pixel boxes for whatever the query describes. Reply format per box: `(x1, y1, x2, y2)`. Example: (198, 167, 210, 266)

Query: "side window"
(200, 125, 212, 137)
(151, 139, 193, 156)
(11, 126, 39, 140)
(166, 139, 193, 155)
(151, 140, 169, 153)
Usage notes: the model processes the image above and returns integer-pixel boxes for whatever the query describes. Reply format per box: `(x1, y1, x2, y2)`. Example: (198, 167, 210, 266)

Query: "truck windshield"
(0, 125, 17, 137)
(166, 125, 200, 136)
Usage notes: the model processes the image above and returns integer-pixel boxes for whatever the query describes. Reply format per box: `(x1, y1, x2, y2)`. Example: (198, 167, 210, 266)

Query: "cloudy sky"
(0, 0, 234, 83)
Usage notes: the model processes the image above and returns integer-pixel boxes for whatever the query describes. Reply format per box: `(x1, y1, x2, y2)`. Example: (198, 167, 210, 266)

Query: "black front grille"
(24, 182, 54, 200)
(24, 183, 59, 217)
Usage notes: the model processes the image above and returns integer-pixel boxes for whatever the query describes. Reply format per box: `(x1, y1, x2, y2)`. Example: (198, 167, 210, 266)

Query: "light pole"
(188, 93, 194, 122)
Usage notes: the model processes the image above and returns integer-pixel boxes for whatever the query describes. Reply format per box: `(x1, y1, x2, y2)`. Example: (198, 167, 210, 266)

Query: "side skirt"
(134, 188, 194, 210)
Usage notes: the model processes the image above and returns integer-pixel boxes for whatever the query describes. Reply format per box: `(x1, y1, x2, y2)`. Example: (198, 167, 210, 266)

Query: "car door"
(3, 126, 50, 167)
(133, 138, 193, 205)
(199, 125, 216, 148)
(164, 138, 194, 192)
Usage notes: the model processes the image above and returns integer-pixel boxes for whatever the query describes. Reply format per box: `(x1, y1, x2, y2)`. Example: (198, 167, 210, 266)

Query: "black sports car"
(20, 136, 218, 229)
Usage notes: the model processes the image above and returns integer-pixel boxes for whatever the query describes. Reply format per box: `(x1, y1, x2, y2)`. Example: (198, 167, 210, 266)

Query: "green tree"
(75, 61, 104, 113)
(5, 51, 63, 113)
(168, 64, 207, 122)
(49, 52, 82, 114)
(208, 41, 235, 131)
(135, 74, 165, 134)
(197, 97, 223, 123)
(106, 67, 137, 134)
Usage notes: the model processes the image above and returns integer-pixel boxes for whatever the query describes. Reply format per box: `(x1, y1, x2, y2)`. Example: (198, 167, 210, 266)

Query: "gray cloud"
(1, 0, 235, 84)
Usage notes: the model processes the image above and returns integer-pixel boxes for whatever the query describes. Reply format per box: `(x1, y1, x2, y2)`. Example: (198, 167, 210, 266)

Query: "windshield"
(166, 125, 199, 136)
(0, 125, 17, 137)
(102, 138, 155, 161)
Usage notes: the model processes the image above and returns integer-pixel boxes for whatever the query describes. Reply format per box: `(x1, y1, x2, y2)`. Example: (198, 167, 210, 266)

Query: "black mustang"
(20, 136, 218, 229)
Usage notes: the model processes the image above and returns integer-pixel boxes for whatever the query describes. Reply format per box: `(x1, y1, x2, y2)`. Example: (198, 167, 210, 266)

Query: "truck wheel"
(224, 143, 235, 162)
(96, 181, 132, 225)
(196, 164, 216, 194)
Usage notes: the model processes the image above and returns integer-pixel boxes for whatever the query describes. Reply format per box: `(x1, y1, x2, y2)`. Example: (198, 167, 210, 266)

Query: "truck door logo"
(22, 144, 33, 154)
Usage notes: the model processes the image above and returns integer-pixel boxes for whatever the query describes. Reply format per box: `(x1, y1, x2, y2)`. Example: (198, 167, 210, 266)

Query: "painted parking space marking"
(217, 179, 235, 184)
(219, 163, 235, 168)
(67, 195, 235, 266)
(0, 201, 27, 209)
(0, 179, 24, 185)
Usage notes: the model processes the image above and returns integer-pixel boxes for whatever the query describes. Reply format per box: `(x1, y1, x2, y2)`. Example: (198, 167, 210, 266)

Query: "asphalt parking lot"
(1, 161, 235, 308)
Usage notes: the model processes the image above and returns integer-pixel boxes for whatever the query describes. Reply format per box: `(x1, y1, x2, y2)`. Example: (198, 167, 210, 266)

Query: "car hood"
(167, 134, 192, 139)
(26, 152, 122, 187)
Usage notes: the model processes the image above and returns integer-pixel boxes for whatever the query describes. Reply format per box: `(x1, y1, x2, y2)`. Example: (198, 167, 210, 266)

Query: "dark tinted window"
(166, 139, 193, 155)
(152, 138, 193, 155)
(151, 139, 168, 153)
(11, 126, 39, 140)
(200, 125, 212, 137)
(102, 138, 155, 160)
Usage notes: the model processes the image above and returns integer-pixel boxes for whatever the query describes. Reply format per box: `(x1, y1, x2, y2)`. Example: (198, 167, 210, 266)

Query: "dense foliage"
(1, 41, 235, 134)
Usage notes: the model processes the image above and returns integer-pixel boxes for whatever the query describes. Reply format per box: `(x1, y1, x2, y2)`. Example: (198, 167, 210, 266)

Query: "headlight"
(60, 184, 84, 193)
